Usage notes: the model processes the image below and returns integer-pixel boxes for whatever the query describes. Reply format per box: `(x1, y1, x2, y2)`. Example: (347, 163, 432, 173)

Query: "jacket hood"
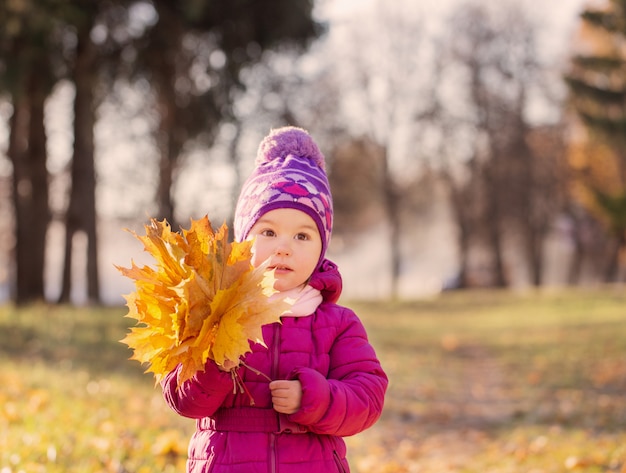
(308, 259, 342, 304)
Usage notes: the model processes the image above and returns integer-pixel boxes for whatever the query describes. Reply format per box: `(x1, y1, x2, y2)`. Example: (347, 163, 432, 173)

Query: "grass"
(348, 288, 626, 472)
(1, 288, 625, 472)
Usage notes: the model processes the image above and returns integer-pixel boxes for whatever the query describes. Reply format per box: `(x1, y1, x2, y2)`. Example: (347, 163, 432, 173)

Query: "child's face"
(248, 208, 322, 292)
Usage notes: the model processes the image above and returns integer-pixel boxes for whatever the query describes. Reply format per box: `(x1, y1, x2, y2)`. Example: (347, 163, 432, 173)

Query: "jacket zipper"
(270, 323, 281, 473)
(271, 322, 281, 379)
(270, 433, 277, 473)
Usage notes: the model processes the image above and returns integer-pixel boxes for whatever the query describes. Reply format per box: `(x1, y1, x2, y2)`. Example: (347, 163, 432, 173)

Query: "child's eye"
(261, 229, 276, 237)
(295, 233, 310, 241)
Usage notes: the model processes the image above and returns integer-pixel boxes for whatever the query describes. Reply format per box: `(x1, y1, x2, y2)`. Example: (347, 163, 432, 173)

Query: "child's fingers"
(269, 380, 290, 391)
(269, 380, 302, 414)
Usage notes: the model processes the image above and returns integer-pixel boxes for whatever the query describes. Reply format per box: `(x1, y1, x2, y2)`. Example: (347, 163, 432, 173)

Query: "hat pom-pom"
(256, 126, 325, 170)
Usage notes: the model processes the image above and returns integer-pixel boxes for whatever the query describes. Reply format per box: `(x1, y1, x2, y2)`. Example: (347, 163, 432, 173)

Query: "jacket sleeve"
(161, 360, 234, 419)
(287, 309, 388, 436)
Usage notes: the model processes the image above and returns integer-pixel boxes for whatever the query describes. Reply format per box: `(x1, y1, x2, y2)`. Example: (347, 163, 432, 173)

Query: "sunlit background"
(3, 3, 626, 472)
(2, 0, 623, 306)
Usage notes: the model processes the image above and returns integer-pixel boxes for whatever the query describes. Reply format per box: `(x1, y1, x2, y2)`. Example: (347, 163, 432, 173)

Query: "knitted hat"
(233, 126, 333, 265)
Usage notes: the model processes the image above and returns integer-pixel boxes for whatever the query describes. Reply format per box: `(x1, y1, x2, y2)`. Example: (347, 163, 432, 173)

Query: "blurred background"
(1, 0, 624, 306)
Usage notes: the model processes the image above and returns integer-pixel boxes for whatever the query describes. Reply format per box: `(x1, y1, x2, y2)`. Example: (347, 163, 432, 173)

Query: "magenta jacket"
(161, 260, 388, 472)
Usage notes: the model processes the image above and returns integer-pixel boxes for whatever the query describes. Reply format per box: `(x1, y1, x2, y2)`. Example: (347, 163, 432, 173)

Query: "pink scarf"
(277, 285, 323, 317)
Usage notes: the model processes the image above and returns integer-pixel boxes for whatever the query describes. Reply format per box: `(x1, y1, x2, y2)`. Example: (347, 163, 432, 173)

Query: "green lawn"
(1, 288, 625, 472)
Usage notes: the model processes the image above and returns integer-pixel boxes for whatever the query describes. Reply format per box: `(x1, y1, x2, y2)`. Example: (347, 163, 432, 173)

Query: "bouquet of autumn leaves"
(118, 216, 291, 387)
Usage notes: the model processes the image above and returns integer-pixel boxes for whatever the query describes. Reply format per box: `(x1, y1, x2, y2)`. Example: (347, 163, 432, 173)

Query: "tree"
(328, 137, 386, 239)
(568, 126, 626, 280)
(59, 0, 322, 303)
(0, 1, 59, 303)
(431, 1, 569, 287)
(565, 0, 626, 281)
(124, 0, 323, 227)
(314, 0, 429, 298)
(58, 4, 105, 304)
(1, 0, 323, 304)
(522, 124, 570, 285)
(0, 0, 136, 304)
(56, 0, 149, 304)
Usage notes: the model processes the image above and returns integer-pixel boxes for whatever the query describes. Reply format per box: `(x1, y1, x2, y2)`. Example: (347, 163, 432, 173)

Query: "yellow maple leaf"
(118, 216, 291, 386)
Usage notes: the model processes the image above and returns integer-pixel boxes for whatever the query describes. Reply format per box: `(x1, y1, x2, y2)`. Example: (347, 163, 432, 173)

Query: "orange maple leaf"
(118, 216, 291, 386)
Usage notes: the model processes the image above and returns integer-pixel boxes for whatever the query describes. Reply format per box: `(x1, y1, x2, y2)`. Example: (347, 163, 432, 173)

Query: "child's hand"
(269, 380, 302, 414)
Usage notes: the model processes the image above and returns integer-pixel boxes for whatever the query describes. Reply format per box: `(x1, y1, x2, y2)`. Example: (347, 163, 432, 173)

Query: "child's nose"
(275, 240, 292, 256)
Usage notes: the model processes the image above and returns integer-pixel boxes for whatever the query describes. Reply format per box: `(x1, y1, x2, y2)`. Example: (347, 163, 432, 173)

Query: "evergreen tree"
(565, 0, 626, 281)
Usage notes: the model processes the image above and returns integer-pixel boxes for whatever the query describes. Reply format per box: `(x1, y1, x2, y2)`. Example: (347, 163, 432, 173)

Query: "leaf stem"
(231, 368, 256, 406)
(240, 360, 272, 382)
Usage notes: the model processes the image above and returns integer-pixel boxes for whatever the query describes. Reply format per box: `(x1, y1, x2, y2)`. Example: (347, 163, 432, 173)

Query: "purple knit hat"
(233, 126, 333, 265)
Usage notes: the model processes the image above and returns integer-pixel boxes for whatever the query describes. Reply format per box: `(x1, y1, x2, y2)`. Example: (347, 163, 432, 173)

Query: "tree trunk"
(388, 198, 402, 298)
(27, 74, 50, 295)
(618, 234, 626, 283)
(59, 25, 100, 304)
(442, 174, 472, 289)
(483, 165, 508, 287)
(516, 121, 543, 287)
(381, 147, 402, 299)
(603, 237, 621, 283)
(156, 108, 176, 225)
(154, 82, 186, 226)
(527, 230, 543, 287)
(485, 214, 507, 287)
(227, 121, 243, 231)
(151, 3, 185, 227)
(567, 241, 584, 285)
(9, 94, 31, 302)
(519, 142, 544, 287)
(9, 68, 50, 304)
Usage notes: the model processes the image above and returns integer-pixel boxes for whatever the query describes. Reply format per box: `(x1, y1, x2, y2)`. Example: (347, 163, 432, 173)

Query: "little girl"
(161, 126, 388, 472)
